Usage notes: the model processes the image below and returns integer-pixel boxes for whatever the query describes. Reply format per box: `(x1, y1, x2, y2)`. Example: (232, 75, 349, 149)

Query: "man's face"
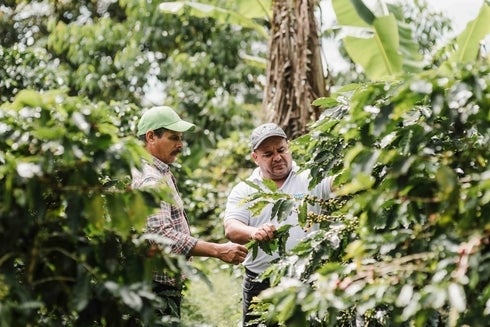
(252, 136, 292, 181)
(146, 130, 184, 164)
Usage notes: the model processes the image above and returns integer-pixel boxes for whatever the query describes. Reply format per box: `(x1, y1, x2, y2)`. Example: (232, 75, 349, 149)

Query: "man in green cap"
(132, 106, 248, 320)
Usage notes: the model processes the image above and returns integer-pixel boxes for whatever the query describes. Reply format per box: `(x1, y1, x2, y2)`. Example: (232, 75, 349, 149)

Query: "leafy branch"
(246, 224, 292, 259)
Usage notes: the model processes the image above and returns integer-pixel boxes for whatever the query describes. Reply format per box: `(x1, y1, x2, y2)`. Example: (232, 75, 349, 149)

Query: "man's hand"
(250, 223, 276, 242)
(217, 242, 249, 265)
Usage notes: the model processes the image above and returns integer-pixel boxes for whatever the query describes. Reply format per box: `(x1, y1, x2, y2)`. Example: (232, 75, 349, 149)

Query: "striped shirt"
(131, 156, 197, 285)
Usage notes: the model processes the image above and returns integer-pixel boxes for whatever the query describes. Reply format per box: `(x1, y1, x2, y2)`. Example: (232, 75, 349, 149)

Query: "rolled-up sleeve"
(224, 182, 252, 224)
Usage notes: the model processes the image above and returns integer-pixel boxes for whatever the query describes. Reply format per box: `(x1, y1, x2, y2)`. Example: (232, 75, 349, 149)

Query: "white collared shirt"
(224, 164, 333, 274)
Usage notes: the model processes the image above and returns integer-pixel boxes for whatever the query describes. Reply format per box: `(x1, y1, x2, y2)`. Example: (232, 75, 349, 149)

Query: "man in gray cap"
(132, 106, 248, 320)
(224, 123, 334, 326)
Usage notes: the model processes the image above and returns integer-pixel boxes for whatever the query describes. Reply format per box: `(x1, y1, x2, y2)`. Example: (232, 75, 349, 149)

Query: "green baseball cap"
(137, 106, 195, 136)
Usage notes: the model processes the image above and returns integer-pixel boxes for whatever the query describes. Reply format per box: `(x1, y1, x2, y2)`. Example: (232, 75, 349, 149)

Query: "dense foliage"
(252, 61, 490, 327)
(0, 0, 265, 147)
(244, 1, 490, 325)
(0, 90, 197, 325)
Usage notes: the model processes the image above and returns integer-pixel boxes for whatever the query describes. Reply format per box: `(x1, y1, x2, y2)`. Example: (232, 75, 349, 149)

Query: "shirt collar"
(150, 156, 171, 174)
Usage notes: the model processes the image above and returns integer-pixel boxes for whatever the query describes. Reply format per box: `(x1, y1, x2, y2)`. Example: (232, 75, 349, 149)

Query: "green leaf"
(343, 15, 403, 80)
(435, 165, 458, 201)
(246, 239, 259, 259)
(349, 0, 376, 25)
(31, 127, 66, 140)
(332, 0, 371, 27)
(397, 20, 424, 73)
(12, 89, 43, 108)
(234, 0, 272, 19)
(259, 238, 276, 255)
(276, 294, 297, 322)
(275, 224, 291, 256)
(333, 0, 426, 80)
(297, 201, 307, 227)
(443, 2, 490, 68)
(312, 96, 339, 108)
(344, 239, 365, 260)
(271, 199, 294, 222)
(262, 178, 278, 192)
(85, 194, 106, 233)
(243, 179, 264, 191)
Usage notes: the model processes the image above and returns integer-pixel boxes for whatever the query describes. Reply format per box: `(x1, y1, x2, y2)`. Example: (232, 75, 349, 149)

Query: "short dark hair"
(138, 127, 167, 143)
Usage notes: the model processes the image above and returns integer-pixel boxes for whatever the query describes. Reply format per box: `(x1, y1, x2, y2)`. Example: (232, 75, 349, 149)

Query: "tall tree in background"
(263, 0, 327, 138)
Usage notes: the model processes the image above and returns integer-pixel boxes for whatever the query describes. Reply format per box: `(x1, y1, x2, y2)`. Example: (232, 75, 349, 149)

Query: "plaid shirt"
(131, 156, 197, 285)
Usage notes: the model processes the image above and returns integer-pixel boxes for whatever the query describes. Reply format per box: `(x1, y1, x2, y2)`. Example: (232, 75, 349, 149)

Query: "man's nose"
(272, 152, 281, 161)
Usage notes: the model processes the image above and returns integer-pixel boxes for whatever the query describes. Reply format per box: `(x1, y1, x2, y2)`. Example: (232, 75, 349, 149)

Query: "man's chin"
(272, 168, 289, 178)
(164, 156, 177, 164)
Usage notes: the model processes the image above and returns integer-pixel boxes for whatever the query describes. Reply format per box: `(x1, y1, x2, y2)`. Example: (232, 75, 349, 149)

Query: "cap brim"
(166, 120, 196, 132)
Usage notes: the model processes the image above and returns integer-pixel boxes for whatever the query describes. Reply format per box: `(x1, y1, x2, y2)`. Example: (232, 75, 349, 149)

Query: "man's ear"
(145, 130, 155, 143)
(251, 151, 258, 164)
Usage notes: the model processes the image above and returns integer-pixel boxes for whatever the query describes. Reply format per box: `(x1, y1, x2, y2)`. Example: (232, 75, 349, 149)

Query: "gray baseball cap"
(250, 123, 287, 150)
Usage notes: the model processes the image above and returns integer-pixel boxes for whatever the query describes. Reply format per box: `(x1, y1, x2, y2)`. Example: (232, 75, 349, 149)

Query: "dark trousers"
(152, 282, 183, 321)
(243, 269, 278, 327)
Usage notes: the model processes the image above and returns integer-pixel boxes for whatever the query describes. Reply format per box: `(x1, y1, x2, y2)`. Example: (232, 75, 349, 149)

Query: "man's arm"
(189, 240, 248, 264)
(224, 218, 276, 245)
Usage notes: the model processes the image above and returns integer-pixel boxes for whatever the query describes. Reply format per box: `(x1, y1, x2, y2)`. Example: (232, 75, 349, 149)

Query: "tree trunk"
(263, 0, 328, 139)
